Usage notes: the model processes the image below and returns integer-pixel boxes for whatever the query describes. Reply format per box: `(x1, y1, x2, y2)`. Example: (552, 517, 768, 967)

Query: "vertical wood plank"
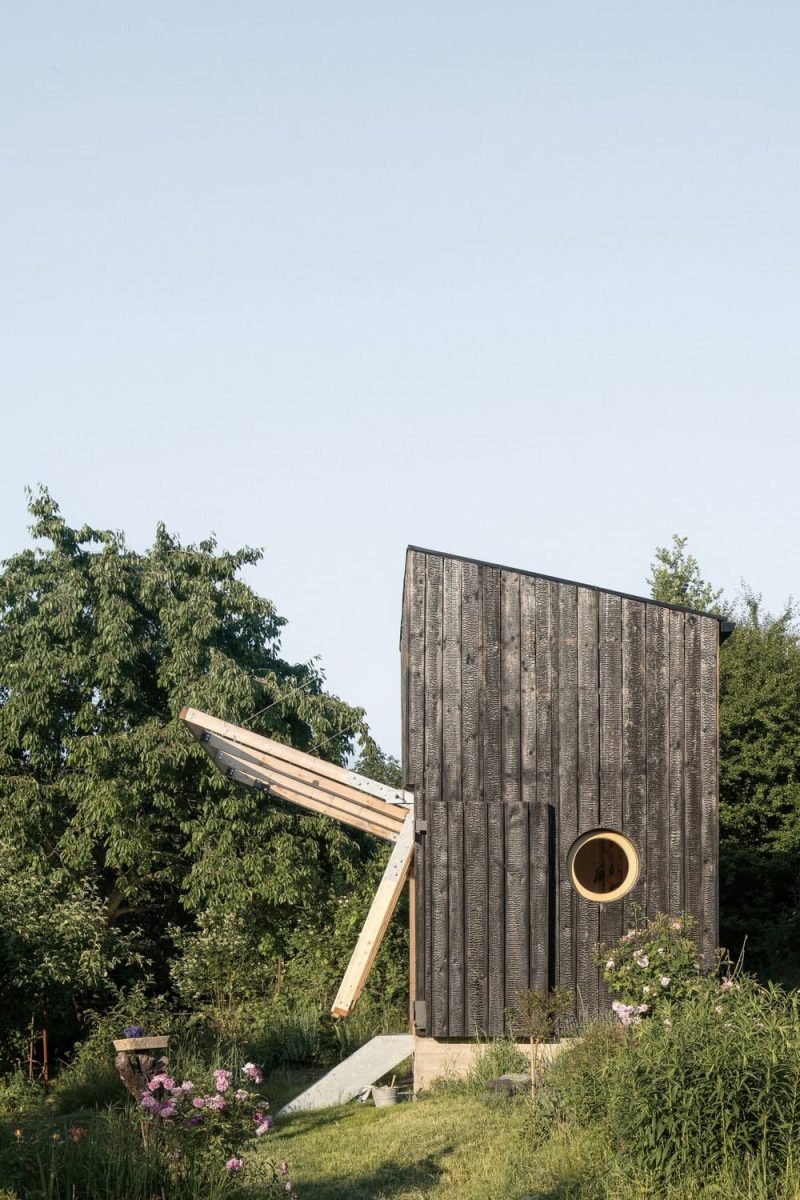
(646, 605, 670, 917)
(461, 562, 481, 806)
(622, 599, 647, 925)
(443, 558, 464, 1035)
(668, 611, 686, 914)
(482, 567, 502, 808)
(534, 579, 556, 986)
(599, 593, 624, 979)
(464, 800, 488, 1034)
(520, 574, 537, 805)
(462, 563, 486, 1034)
(684, 614, 703, 924)
(530, 801, 551, 992)
(557, 584, 578, 1012)
(700, 617, 719, 966)
(482, 568, 505, 1031)
(505, 802, 530, 1010)
(534, 579, 555, 816)
(487, 801, 505, 1032)
(424, 556, 447, 1036)
(576, 587, 600, 1019)
(501, 574, 526, 1016)
(404, 551, 428, 1025)
(501, 572, 522, 803)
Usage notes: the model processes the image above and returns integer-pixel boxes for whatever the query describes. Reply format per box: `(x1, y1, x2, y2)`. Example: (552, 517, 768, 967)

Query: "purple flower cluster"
(137, 1061, 276, 1182)
(123, 1025, 145, 1038)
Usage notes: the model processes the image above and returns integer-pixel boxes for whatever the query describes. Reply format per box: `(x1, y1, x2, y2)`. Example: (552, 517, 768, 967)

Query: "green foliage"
(0, 839, 142, 1059)
(352, 740, 402, 789)
(718, 592, 800, 982)
(0, 1104, 296, 1200)
(606, 978, 800, 1182)
(0, 487, 373, 1064)
(539, 1021, 627, 1132)
(508, 986, 572, 1043)
(543, 978, 800, 1187)
(648, 534, 726, 614)
(596, 909, 707, 1019)
(0, 1070, 45, 1120)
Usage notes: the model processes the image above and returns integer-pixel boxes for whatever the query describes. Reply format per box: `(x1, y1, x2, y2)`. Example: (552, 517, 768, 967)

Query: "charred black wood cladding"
(402, 548, 722, 1036)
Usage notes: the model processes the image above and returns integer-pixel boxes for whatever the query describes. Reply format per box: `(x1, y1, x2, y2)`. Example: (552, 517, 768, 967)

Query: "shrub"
(606, 977, 800, 1180)
(595, 909, 708, 1023)
(0, 1070, 45, 1119)
(544, 976, 800, 1186)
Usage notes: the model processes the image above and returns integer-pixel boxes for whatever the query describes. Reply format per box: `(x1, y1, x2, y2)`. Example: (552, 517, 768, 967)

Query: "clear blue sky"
(2, 3, 798, 756)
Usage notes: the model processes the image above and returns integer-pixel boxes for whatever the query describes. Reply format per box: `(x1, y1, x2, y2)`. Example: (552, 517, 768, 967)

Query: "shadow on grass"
(289, 1151, 448, 1200)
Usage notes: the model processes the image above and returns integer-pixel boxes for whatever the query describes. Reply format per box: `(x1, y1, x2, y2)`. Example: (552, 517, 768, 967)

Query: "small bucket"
(372, 1085, 398, 1107)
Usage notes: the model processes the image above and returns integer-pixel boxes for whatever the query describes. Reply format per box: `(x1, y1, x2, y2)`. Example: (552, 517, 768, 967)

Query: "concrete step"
(277, 1033, 414, 1116)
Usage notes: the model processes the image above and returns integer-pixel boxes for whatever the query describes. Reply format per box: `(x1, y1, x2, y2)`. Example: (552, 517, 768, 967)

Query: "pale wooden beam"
(207, 746, 403, 841)
(180, 707, 408, 842)
(196, 728, 406, 835)
(331, 810, 416, 1018)
(180, 708, 412, 808)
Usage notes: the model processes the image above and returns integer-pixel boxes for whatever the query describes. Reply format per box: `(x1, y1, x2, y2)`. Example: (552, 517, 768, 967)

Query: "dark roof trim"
(406, 545, 734, 638)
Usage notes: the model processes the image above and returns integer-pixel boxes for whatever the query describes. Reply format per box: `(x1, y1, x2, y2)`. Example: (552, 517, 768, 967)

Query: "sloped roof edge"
(404, 544, 734, 639)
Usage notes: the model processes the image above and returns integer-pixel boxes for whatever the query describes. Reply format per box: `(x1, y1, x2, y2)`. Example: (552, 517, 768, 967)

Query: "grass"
(253, 1086, 800, 1200)
(4, 1073, 800, 1199)
(253, 1091, 546, 1200)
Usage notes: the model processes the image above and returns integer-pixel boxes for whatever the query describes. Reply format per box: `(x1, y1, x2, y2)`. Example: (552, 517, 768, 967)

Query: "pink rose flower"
(225, 1157, 244, 1172)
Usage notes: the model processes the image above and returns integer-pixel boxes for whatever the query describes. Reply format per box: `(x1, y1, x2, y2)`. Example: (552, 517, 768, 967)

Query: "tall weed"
(544, 977, 800, 1185)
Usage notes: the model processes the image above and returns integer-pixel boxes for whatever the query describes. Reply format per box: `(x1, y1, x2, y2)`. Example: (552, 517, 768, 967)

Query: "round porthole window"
(567, 830, 639, 903)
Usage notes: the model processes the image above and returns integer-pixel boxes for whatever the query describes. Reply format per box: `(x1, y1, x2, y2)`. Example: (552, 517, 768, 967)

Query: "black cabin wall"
(401, 547, 720, 1038)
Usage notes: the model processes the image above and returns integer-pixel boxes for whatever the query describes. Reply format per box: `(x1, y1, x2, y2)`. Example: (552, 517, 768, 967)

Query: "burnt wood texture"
(402, 547, 724, 1036)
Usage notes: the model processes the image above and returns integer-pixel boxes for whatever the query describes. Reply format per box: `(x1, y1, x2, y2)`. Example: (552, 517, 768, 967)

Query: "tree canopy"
(0, 488, 389, 1057)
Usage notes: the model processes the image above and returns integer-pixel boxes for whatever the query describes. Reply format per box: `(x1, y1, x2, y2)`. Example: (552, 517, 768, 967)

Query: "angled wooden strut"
(179, 708, 415, 1017)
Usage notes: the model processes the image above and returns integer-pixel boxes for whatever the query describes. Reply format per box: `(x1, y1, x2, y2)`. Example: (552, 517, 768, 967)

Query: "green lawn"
(250, 1091, 589, 1200)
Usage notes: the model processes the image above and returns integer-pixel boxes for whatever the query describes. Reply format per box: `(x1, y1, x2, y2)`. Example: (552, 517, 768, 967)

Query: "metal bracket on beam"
(415, 819, 428, 834)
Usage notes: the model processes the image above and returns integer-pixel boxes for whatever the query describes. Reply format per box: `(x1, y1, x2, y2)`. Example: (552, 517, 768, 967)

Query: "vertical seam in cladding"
(683, 618, 688, 912)
(439, 559, 447, 1034)
(643, 605, 649, 918)
(422, 555, 429, 1024)
(596, 595, 601, 827)
(458, 562, 465, 1028)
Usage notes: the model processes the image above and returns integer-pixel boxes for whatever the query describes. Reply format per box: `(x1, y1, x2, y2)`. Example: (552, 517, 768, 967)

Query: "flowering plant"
(136, 1061, 297, 1197)
(595, 909, 707, 1024)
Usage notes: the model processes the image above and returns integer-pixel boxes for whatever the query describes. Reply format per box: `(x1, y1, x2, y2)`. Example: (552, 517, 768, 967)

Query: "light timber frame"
(180, 708, 415, 1018)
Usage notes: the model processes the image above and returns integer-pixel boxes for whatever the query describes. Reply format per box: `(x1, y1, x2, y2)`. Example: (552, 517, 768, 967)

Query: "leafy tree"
(353, 740, 402, 789)
(648, 534, 727, 614)
(0, 488, 376, 1057)
(0, 838, 142, 1062)
(718, 592, 800, 982)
